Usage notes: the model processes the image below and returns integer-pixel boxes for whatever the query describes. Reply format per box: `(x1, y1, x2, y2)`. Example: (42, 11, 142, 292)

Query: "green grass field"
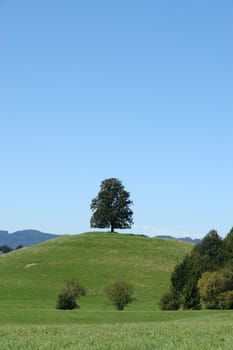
(0, 232, 232, 349)
(0, 312, 233, 349)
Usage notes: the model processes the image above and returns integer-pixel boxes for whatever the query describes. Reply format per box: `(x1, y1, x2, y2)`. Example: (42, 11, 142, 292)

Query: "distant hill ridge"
(0, 230, 60, 249)
(154, 235, 201, 244)
(0, 230, 201, 248)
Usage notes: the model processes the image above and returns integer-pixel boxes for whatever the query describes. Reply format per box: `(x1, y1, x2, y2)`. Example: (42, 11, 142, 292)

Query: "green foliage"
(170, 253, 203, 309)
(171, 255, 192, 293)
(198, 270, 233, 309)
(65, 279, 86, 298)
(223, 227, 233, 257)
(90, 178, 133, 232)
(56, 290, 77, 310)
(218, 290, 233, 309)
(182, 279, 201, 310)
(56, 279, 86, 310)
(194, 230, 226, 268)
(105, 281, 134, 310)
(162, 228, 233, 310)
(159, 288, 180, 310)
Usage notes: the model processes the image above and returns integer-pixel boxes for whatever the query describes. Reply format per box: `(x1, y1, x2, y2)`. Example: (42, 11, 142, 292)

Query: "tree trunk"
(111, 224, 114, 233)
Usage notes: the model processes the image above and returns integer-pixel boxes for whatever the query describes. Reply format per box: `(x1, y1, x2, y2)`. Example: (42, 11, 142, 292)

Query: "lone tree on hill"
(90, 178, 133, 233)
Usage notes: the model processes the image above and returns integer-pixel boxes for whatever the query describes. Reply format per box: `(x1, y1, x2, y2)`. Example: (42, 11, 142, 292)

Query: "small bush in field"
(105, 281, 134, 310)
(56, 279, 86, 310)
(56, 290, 77, 310)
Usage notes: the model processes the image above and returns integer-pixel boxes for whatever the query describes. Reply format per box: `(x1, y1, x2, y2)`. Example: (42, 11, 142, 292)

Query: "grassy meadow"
(0, 232, 232, 349)
(0, 312, 233, 349)
(0, 232, 192, 314)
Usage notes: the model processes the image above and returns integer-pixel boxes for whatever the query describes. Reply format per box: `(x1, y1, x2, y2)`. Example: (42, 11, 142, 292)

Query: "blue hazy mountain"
(0, 230, 61, 249)
(154, 235, 201, 244)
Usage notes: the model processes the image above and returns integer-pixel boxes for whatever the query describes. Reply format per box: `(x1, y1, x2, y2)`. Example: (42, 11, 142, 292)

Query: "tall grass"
(1, 315, 233, 350)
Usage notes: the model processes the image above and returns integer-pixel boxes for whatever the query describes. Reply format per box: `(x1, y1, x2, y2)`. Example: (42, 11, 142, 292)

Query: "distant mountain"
(0, 230, 61, 249)
(154, 235, 201, 244)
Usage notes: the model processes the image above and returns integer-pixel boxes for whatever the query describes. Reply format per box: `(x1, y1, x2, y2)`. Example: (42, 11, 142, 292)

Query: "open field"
(0, 312, 233, 349)
(1, 232, 232, 349)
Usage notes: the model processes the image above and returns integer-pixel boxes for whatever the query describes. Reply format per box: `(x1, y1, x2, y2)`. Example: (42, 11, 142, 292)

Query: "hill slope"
(0, 232, 192, 311)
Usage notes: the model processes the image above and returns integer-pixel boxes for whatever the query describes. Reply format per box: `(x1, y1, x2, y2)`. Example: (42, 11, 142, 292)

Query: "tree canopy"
(105, 280, 134, 310)
(160, 227, 233, 310)
(90, 178, 133, 233)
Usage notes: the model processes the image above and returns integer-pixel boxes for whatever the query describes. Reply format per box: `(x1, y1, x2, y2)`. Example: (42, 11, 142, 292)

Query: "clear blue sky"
(1, 0, 232, 238)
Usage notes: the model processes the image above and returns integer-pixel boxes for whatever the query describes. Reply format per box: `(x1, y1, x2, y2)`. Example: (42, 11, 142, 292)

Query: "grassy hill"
(0, 231, 232, 349)
(0, 232, 192, 314)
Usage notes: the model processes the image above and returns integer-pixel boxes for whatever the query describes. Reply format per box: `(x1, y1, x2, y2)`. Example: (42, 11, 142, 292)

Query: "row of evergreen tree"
(160, 228, 233, 310)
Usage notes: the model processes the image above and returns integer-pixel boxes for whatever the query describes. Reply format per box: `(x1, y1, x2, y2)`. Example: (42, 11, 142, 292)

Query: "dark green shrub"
(182, 280, 201, 310)
(56, 290, 77, 310)
(105, 281, 134, 310)
(170, 253, 203, 309)
(171, 255, 192, 293)
(56, 279, 86, 310)
(159, 288, 180, 310)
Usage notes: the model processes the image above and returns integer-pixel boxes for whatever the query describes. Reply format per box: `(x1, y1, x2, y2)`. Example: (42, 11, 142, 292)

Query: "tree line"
(0, 244, 23, 254)
(160, 228, 233, 310)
